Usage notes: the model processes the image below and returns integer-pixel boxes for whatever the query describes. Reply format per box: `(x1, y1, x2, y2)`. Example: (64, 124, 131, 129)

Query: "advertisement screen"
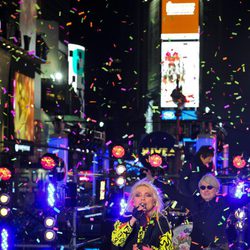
(13, 72, 34, 141)
(161, 41, 199, 108)
(68, 43, 85, 93)
(161, 109, 197, 120)
(161, 0, 199, 40)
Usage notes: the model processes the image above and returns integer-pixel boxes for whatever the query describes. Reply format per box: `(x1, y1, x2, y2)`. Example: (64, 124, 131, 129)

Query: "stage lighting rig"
(1, 228, 9, 250)
(0, 193, 11, 219)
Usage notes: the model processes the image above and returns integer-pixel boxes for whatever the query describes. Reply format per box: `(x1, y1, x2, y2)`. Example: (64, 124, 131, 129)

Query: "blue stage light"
(47, 183, 56, 207)
(119, 198, 127, 215)
(234, 181, 245, 199)
(1, 228, 9, 250)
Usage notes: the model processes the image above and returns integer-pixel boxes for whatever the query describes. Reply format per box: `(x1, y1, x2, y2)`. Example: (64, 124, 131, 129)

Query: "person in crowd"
(111, 179, 173, 250)
(146, 171, 250, 250)
(178, 145, 215, 197)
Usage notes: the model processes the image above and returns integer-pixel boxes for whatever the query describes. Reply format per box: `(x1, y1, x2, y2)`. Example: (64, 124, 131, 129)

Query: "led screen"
(160, 40, 199, 108)
(161, 109, 197, 120)
(68, 43, 85, 93)
(161, 0, 199, 40)
(13, 72, 34, 141)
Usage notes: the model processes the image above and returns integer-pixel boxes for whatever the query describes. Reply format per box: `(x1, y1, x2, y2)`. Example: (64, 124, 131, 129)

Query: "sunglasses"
(199, 185, 214, 190)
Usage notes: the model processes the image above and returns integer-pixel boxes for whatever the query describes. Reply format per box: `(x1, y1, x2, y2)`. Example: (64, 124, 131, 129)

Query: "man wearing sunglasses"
(146, 172, 250, 250)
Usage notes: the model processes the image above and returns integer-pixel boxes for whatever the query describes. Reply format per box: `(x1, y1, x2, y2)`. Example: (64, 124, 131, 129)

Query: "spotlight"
(116, 176, 126, 187)
(99, 121, 104, 128)
(0, 207, 10, 217)
(44, 229, 56, 241)
(54, 72, 63, 81)
(116, 164, 126, 175)
(234, 182, 245, 199)
(0, 194, 10, 205)
(44, 217, 56, 228)
(235, 221, 245, 231)
(234, 208, 246, 220)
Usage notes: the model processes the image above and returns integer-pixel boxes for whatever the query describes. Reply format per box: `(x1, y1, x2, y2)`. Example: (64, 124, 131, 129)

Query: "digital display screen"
(68, 43, 85, 93)
(161, 0, 199, 40)
(161, 109, 197, 120)
(160, 40, 200, 108)
(13, 72, 34, 141)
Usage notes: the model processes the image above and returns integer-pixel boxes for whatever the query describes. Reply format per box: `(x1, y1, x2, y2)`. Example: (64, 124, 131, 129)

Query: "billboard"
(161, 109, 197, 120)
(68, 43, 85, 93)
(13, 72, 34, 141)
(161, 0, 199, 40)
(160, 40, 199, 108)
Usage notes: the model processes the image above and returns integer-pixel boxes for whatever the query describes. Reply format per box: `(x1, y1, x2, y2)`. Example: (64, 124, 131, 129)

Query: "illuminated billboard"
(161, 109, 197, 120)
(68, 44, 85, 93)
(13, 72, 34, 141)
(160, 40, 199, 108)
(161, 0, 199, 40)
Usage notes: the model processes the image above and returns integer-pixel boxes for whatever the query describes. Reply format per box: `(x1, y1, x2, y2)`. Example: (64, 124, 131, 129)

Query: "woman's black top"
(111, 213, 173, 250)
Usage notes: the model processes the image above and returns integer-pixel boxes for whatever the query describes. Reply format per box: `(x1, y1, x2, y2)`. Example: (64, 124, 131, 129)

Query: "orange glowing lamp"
(0, 167, 12, 181)
(233, 155, 246, 169)
(112, 145, 125, 158)
(41, 155, 57, 170)
(149, 154, 162, 167)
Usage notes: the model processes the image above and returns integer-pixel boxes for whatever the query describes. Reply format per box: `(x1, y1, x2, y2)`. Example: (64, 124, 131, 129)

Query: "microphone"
(140, 203, 145, 208)
(133, 203, 147, 227)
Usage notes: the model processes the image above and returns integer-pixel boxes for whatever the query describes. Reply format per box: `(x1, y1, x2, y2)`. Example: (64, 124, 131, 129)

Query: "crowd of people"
(110, 146, 250, 250)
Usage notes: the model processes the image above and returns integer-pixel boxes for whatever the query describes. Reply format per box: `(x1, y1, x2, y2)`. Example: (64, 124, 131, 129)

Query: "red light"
(0, 168, 12, 181)
(149, 154, 162, 167)
(233, 155, 246, 169)
(41, 155, 57, 170)
(112, 145, 125, 158)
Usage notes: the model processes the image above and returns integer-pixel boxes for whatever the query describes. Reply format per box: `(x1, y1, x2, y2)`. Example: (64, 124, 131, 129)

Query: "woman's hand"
(143, 169, 154, 182)
(133, 244, 138, 250)
(132, 244, 153, 250)
(142, 246, 153, 250)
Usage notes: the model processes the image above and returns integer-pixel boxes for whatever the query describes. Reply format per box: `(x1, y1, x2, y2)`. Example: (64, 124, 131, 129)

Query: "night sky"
(200, 0, 250, 156)
(67, 0, 250, 157)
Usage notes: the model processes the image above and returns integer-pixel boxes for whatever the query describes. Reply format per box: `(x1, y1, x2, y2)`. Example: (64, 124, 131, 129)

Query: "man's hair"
(196, 145, 214, 158)
(199, 173, 221, 191)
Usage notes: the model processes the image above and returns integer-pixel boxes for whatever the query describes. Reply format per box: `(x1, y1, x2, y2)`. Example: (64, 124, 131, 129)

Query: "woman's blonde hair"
(126, 178, 163, 215)
(198, 173, 221, 191)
